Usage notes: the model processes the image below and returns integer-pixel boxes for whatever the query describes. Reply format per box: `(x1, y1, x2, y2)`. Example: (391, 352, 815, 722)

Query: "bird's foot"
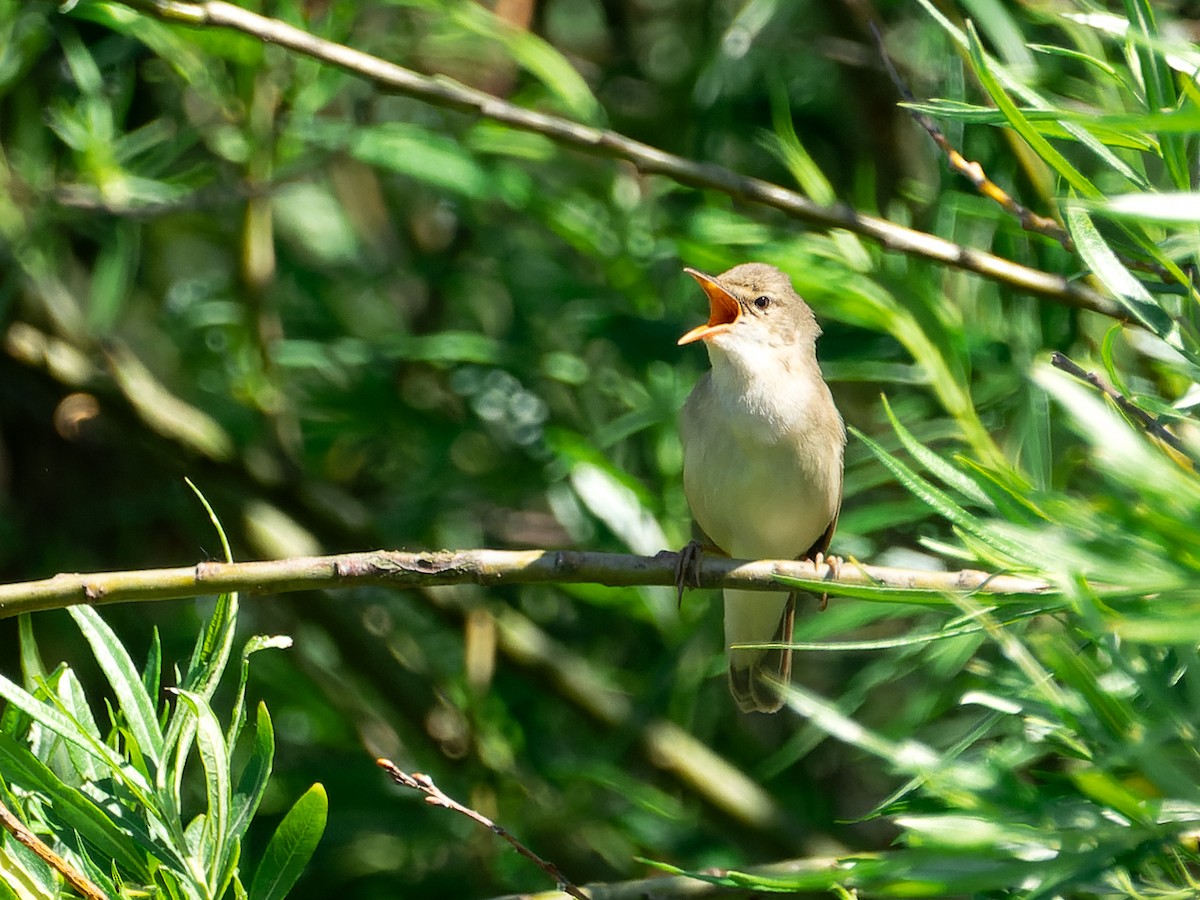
(674, 540, 705, 609)
(813, 552, 843, 611)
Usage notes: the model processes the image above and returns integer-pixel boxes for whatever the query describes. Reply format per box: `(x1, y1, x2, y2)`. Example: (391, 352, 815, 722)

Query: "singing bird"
(677, 263, 845, 713)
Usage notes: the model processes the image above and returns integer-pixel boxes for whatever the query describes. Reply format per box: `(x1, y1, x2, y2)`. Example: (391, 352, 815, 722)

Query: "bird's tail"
(724, 589, 796, 714)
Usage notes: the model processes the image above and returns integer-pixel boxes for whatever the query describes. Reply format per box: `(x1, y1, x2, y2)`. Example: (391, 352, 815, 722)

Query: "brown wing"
(801, 475, 842, 561)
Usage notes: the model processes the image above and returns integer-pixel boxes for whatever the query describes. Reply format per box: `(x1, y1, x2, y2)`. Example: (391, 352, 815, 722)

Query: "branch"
(1050, 351, 1194, 464)
(0, 548, 1052, 617)
(485, 857, 841, 900)
(869, 23, 1071, 251)
(377, 760, 588, 900)
(869, 24, 1173, 284)
(0, 798, 109, 900)
(117, 0, 1123, 319)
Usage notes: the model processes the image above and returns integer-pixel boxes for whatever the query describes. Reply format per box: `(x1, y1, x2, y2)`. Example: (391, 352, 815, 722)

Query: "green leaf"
(248, 784, 327, 900)
(378, 331, 504, 365)
(0, 733, 153, 880)
(900, 100, 1156, 150)
(180, 592, 237, 699)
(965, 22, 1100, 199)
(1063, 204, 1186, 354)
(17, 615, 45, 689)
(0, 671, 127, 778)
(0, 837, 55, 900)
(54, 667, 103, 782)
(141, 627, 162, 717)
(68, 607, 163, 769)
(851, 427, 1036, 565)
(348, 123, 490, 200)
(1070, 767, 1153, 826)
(451, 4, 600, 122)
(1082, 192, 1200, 223)
(87, 221, 137, 334)
(880, 396, 993, 507)
(1124, 0, 1189, 189)
(773, 573, 1054, 609)
(170, 689, 231, 887)
(917, 0, 1145, 185)
(228, 636, 291, 750)
(229, 704, 276, 843)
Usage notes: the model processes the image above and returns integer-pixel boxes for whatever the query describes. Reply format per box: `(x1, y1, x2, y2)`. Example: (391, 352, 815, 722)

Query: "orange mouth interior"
(678, 268, 741, 345)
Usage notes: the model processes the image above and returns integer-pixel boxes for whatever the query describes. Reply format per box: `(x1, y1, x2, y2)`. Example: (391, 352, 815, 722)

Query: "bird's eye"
(754, 295, 771, 310)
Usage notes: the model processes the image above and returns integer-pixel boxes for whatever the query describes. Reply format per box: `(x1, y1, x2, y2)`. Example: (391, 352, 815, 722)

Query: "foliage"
(0, 593, 324, 898)
(1, 0, 1200, 898)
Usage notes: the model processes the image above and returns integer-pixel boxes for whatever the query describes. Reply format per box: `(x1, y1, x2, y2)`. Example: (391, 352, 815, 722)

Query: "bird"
(677, 263, 845, 714)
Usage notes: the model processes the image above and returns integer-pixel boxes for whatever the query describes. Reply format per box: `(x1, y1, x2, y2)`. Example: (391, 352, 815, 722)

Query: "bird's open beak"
(678, 268, 741, 345)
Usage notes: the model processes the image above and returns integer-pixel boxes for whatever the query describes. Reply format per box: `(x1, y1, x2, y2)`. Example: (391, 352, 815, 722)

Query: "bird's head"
(678, 263, 819, 354)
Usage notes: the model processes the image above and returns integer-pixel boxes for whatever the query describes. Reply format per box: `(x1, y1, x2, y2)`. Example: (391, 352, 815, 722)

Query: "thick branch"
(121, 0, 1122, 318)
(0, 548, 1053, 617)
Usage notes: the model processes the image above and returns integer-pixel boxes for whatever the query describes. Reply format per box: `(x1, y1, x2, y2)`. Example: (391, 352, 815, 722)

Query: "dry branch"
(120, 0, 1122, 319)
(0, 548, 1053, 618)
(378, 760, 588, 900)
(0, 798, 109, 900)
(869, 23, 1072, 251)
(1050, 351, 1194, 464)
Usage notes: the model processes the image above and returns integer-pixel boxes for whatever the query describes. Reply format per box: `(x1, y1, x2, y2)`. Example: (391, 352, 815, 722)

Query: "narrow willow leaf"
(180, 592, 237, 699)
(1063, 204, 1186, 354)
(851, 427, 1036, 564)
(1085, 192, 1200, 223)
(0, 839, 55, 900)
(229, 704, 275, 843)
(247, 784, 327, 900)
(1028, 42, 1123, 80)
(880, 395, 993, 506)
(17, 616, 45, 689)
(1124, 0, 1189, 188)
(55, 668, 102, 782)
(141, 627, 162, 719)
(918, 0, 1145, 184)
(68, 607, 163, 768)
(0, 733, 152, 880)
(1070, 767, 1154, 826)
(966, 22, 1100, 198)
(773, 573, 1053, 609)
(228, 637, 291, 750)
(170, 689, 230, 888)
(0, 672, 119, 773)
(446, 1, 600, 122)
(349, 124, 490, 200)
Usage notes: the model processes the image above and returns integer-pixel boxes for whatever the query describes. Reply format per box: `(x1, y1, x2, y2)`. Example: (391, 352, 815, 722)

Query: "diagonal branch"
(378, 761, 588, 900)
(1050, 351, 1194, 464)
(0, 548, 1053, 618)
(118, 0, 1123, 319)
(0, 798, 109, 900)
(868, 23, 1072, 251)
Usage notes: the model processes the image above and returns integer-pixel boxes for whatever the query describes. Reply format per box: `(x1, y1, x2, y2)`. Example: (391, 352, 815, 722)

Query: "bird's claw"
(674, 540, 705, 609)
(813, 552, 843, 611)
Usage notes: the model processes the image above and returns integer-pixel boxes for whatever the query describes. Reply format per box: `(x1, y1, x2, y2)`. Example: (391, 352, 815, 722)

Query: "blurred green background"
(3, 0, 1200, 897)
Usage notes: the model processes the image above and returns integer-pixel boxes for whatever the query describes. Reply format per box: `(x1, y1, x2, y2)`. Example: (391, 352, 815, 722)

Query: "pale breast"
(680, 371, 843, 561)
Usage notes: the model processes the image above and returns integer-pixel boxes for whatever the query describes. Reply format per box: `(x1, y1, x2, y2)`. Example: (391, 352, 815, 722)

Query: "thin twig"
(868, 23, 1173, 284)
(1050, 351, 1194, 463)
(868, 23, 1072, 251)
(114, 0, 1123, 319)
(377, 759, 588, 900)
(0, 798, 109, 900)
(0, 548, 1055, 617)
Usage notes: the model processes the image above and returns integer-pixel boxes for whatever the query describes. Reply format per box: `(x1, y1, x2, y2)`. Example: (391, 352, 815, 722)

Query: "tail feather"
(725, 590, 796, 714)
